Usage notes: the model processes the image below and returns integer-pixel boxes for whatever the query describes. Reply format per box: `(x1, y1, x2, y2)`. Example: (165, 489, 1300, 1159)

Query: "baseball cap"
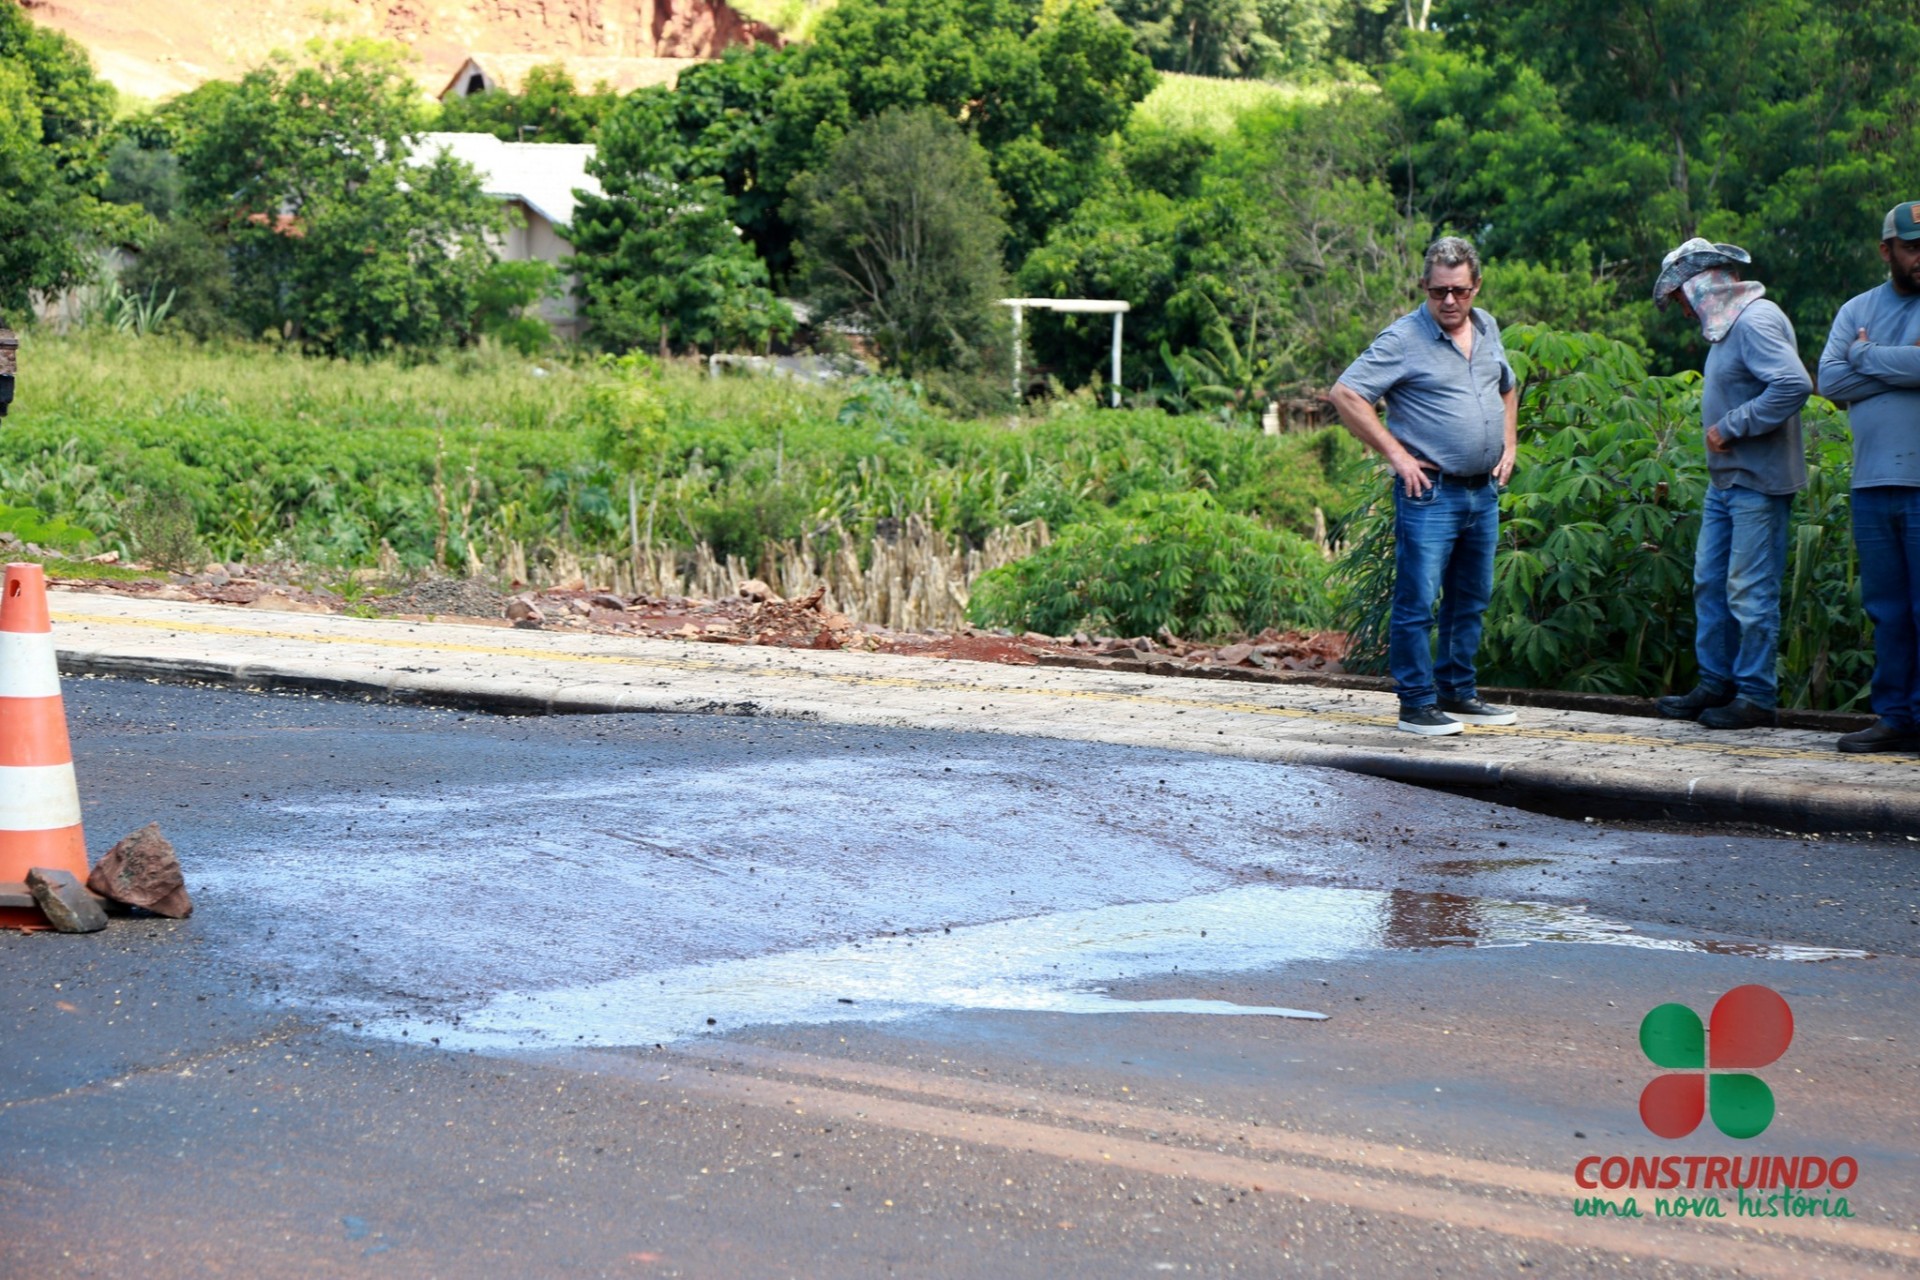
(1884, 201, 1920, 241)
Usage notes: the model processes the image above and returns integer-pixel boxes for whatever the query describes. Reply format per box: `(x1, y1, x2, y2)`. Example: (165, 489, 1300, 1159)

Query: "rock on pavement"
(88, 823, 193, 918)
(26, 867, 109, 933)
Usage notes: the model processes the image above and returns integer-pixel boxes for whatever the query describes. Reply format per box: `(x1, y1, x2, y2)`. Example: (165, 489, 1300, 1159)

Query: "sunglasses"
(1425, 285, 1477, 301)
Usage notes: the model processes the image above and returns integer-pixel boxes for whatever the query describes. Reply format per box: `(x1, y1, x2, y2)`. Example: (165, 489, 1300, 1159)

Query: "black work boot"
(1655, 684, 1735, 721)
(1698, 697, 1778, 730)
(1836, 719, 1920, 753)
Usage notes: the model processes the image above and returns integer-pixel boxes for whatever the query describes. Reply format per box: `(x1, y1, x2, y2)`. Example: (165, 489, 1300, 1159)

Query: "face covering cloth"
(1679, 267, 1766, 343)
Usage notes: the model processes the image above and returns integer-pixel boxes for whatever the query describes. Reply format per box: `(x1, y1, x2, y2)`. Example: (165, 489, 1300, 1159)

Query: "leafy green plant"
(0, 504, 95, 552)
(968, 489, 1334, 639)
(77, 278, 176, 336)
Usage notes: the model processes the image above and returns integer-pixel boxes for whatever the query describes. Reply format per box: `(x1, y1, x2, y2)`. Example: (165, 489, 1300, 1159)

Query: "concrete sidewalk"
(47, 589, 1920, 833)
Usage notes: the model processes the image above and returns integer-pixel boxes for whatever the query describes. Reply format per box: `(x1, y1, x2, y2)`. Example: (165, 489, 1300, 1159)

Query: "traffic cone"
(0, 563, 88, 929)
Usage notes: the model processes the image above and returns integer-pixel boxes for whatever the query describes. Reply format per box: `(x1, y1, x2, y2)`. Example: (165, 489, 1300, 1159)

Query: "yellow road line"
(54, 610, 1904, 770)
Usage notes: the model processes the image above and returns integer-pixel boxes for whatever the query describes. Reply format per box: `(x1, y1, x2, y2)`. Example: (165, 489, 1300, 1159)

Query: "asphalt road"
(2, 678, 1916, 1278)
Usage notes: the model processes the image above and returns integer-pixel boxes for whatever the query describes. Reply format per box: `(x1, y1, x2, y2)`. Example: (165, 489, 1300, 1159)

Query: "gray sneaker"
(1438, 696, 1518, 726)
(1398, 705, 1464, 736)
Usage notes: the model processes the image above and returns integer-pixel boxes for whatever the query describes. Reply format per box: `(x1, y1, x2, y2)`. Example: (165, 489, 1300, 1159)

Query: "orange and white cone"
(0, 563, 87, 929)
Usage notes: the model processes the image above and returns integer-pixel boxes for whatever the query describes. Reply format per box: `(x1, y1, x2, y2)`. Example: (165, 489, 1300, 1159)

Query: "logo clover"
(1639, 984, 1793, 1140)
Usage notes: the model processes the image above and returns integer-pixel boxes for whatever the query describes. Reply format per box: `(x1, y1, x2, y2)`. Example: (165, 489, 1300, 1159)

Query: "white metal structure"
(999, 298, 1131, 408)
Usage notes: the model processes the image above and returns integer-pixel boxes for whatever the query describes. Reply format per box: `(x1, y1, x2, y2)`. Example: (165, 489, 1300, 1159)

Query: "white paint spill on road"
(348, 884, 1866, 1051)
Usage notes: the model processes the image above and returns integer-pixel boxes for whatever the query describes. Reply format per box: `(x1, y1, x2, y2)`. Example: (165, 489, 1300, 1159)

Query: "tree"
(435, 63, 617, 143)
(1111, 0, 1280, 78)
(570, 89, 793, 355)
(0, 3, 123, 318)
(473, 260, 561, 354)
(771, 0, 1154, 258)
(584, 47, 803, 279)
(121, 218, 233, 338)
(792, 107, 1011, 374)
(1377, 4, 1920, 366)
(174, 40, 501, 352)
(1020, 90, 1420, 400)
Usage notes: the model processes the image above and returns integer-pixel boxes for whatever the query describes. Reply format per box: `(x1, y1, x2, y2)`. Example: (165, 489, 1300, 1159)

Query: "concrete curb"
(57, 645, 1920, 835)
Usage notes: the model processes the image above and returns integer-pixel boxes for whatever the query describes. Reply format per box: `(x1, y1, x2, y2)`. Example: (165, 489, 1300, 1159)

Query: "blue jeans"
(1390, 476, 1498, 709)
(1692, 484, 1791, 707)
(1851, 486, 1920, 730)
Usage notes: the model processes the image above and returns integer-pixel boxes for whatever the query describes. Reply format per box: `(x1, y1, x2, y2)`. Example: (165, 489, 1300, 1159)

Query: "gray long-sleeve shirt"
(1701, 298, 1810, 495)
(1335, 305, 1514, 476)
(1816, 281, 1920, 489)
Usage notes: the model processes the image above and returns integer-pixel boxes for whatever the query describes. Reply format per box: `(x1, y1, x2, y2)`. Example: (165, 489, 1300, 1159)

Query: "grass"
(36, 559, 151, 582)
(1134, 72, 1341, 134)
(23, 333, 609, 433)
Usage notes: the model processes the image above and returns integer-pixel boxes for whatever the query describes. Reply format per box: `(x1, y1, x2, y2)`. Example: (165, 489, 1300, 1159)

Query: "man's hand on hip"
(1493, 447, 1516, 486)
(1389, 451, 1433, 495)
(1706, 424, 1733, 453)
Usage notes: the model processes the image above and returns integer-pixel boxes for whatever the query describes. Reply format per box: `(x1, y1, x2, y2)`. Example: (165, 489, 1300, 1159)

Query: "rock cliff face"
(20, 0, 780, 98)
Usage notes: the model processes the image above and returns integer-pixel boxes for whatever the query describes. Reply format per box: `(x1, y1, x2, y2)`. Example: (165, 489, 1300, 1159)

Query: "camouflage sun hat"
(1653, 237, 1752, 308)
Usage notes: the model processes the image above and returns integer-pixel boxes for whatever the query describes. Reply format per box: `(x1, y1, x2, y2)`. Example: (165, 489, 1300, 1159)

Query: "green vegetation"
(1110, 0, 1395, 79)
(570, 79, 793, 356)
(1132, 71, 1326, 133)
(792, 107, 1010, 380)
(728, 0, 839, 41)
(5, 2, 1912, 708)
(0, 333, 1348, 585)
(168, 40, 501, 353)
(969, 490, 1333, 639)
(0, 3, 127, 320)
(434, 62, 617, 143)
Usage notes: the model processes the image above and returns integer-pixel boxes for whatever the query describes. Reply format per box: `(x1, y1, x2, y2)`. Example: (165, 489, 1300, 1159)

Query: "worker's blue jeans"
(1852, 485, 1920, 728)
(1692, 483, 1791, 708)
(1390, 475, 1498, 710)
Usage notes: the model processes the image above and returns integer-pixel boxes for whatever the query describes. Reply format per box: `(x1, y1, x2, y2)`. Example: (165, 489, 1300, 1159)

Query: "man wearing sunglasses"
(1651, 238, 1810, 731)
(1331, 236, 1519, 736)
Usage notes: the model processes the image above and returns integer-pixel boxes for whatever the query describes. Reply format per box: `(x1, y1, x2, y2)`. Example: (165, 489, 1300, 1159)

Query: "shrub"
(967, 489, 1334, 639)
(123, 489, 203, 571)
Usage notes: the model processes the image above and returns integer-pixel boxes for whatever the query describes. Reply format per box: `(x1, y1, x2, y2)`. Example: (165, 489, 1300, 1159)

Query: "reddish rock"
(87, 823, 193, 918)
(1215, 642, 1256, 666)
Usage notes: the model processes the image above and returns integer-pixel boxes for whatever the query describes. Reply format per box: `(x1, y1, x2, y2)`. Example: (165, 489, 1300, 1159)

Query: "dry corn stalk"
(492, 515, 1049, 631)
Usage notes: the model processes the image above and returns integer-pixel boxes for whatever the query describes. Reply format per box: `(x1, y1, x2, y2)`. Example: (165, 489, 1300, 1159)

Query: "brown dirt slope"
(20, 0, 776, 100)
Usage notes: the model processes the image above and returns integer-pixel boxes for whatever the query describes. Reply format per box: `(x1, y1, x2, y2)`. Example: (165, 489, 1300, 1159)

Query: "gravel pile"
(380, 578, 508, 618)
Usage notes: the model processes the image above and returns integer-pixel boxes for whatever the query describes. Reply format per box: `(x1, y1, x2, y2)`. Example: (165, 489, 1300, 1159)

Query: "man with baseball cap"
(1651, 238, 1811, 729)
(1816, 201, 1920, 752)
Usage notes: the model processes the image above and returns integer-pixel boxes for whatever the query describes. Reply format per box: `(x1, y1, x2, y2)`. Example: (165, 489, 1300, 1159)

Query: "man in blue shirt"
(1331, 236, 1519, 736)
(1650, 239, 1811, 730)
(1817, 201, 1920, 752)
